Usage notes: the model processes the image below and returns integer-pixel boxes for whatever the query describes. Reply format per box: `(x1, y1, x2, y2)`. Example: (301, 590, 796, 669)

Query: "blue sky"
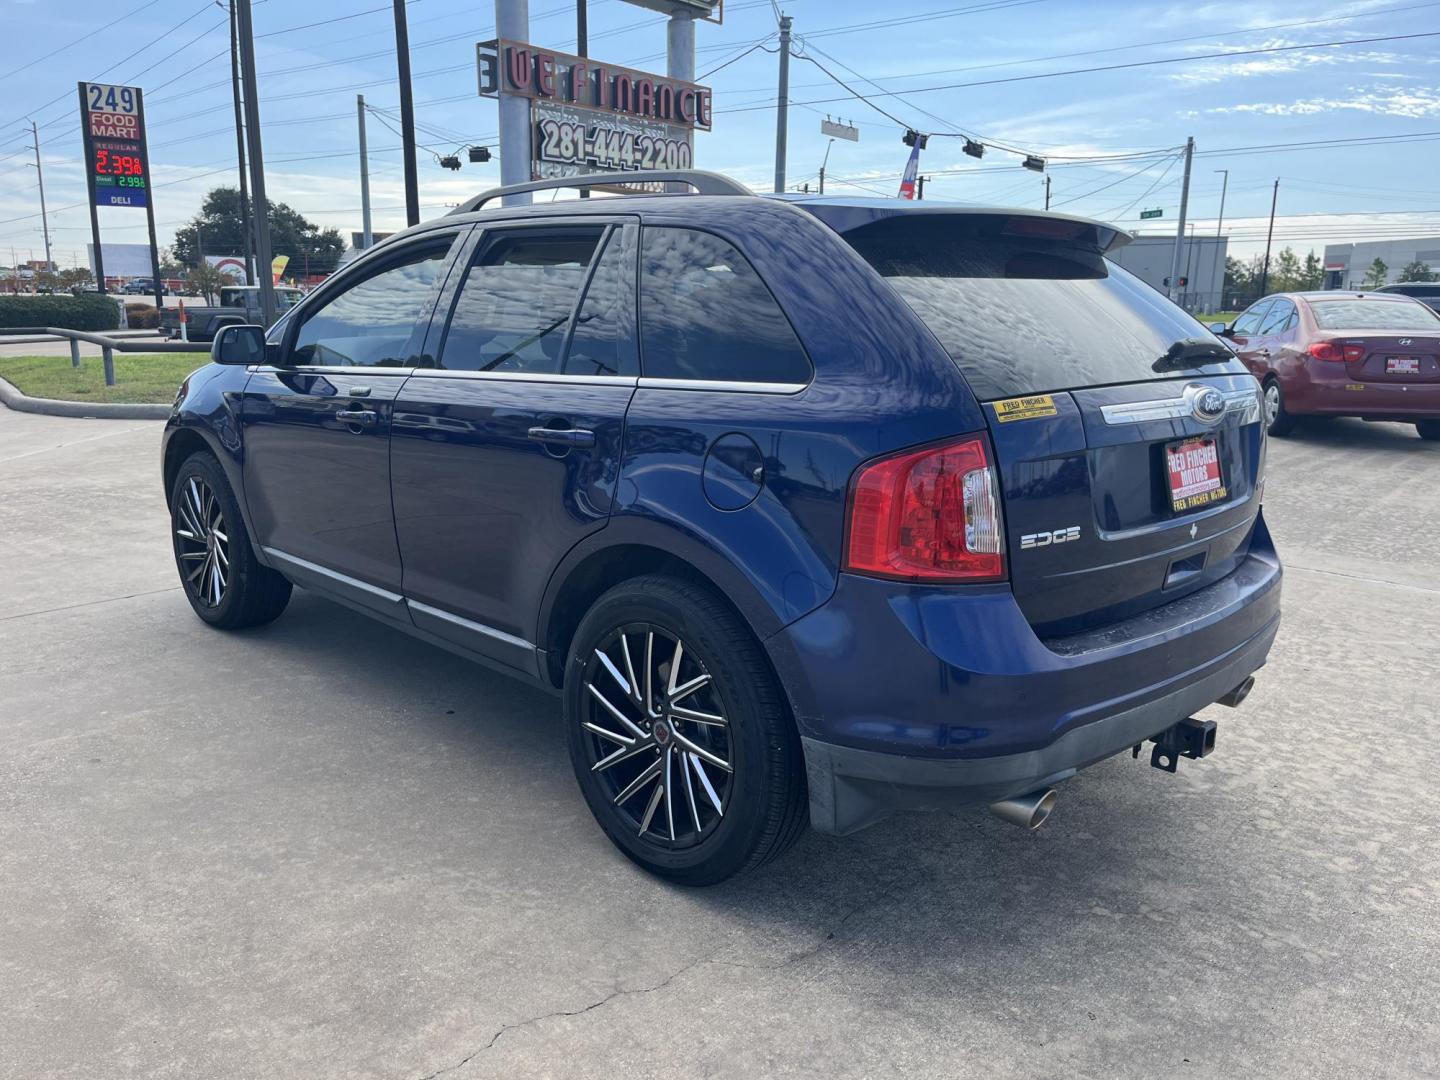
(1, 0, 1437, 268)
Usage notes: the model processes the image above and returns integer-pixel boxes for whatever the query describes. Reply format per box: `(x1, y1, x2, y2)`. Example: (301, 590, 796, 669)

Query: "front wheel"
(1263, 378, 1298, 437)
(1416, 420, 1440, 441)
(170, 451, 292, 629)
(563, 576, 808, 886)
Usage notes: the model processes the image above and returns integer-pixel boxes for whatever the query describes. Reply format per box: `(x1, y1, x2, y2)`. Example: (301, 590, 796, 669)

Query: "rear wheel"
(170, 451, 291, 629)
(1416, 420, 1440, 441)
(1263, 378, 1297, 437)
(563, 575, 807, 886)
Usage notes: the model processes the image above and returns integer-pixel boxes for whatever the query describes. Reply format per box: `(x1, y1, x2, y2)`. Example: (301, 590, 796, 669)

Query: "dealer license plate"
(1385, 356, 1421, 375)
(1166, 436, 1227, 512)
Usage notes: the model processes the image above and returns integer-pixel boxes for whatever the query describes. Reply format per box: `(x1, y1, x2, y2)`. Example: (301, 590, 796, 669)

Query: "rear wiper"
(1153, 337, 1234, 372)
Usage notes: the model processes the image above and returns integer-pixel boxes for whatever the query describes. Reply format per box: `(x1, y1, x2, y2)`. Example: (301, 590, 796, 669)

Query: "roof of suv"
(430, 188, 1131, 254)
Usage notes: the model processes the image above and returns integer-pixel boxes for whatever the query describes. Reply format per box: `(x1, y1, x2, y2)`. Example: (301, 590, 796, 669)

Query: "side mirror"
(1208, 322, 1230, 336)
(211, 323, 267, 365)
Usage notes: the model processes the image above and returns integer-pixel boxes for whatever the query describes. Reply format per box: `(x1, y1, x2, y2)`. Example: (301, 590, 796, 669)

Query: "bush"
(125, 303, 161, 329)
(0, 293, 122, 331)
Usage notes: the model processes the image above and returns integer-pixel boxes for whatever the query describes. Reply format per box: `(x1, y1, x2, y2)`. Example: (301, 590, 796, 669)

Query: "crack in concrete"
(0, 586, 180, 623)
(414, 870, 916, 1079)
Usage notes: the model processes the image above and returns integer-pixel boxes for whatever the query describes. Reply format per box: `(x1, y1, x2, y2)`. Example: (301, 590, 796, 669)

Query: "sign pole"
(393, 0, 420, 227)
(77, 84, 106, 295)
(136, 89, 164, 312)
(494, 0, 533, 205)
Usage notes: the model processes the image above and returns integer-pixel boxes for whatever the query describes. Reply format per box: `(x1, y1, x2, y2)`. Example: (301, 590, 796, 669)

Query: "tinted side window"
(1232, 301, 1272, 336)
(291, 242, 452, 367)
(1259, 300, 1294, 335)
(564, 231, 637, 377)
(440, 229, 603, 373)
(639, 227, 811, 384)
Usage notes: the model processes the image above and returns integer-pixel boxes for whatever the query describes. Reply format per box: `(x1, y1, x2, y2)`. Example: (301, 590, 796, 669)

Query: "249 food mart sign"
(78, 82, 152, 208)
(477, 39, 712, 180)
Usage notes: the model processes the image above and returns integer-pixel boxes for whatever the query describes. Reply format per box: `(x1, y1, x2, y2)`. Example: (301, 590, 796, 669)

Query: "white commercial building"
(1322, 237, 1440, 289)
(1107, 233, 1228, 315)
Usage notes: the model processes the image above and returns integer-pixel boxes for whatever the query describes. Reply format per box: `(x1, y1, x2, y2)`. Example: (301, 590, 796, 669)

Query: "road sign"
(821, 118, 859, 142)
(1140, 208, 1163, 220)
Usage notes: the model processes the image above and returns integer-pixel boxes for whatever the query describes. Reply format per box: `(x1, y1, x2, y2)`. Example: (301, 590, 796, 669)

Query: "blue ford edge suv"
(163, 171, 1281, 884)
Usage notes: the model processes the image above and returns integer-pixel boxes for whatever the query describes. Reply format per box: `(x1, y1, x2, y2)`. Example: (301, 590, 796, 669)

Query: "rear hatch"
(1307, 297, 1440, 383)
(835, 209, 1263, 638)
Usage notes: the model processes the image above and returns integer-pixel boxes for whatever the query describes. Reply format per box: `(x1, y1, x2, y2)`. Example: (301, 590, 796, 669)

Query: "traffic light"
(468, 146, 491, 163)
(439, 155, 461, 170)
(903, 129, 929, 149)
(963, 139, 984, 159)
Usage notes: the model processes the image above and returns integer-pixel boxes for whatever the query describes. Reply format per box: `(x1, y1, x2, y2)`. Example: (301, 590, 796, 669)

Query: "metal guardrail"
(0, 326, 208, 386)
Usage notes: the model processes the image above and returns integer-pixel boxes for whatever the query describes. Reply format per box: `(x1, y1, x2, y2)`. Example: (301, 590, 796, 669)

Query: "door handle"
(527, 426, 596, 449)
(336, 408, 378, 428)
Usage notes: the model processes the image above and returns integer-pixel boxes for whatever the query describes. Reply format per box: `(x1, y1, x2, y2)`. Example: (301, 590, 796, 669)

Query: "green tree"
(1363, 257, 1389, 288)
(173, 187, 345, 276)
(1301, 250, 1324, 291)
(1399, 260, 1434, 283)
(185, 261, 241, 305)
(1272, 247, 1302, 292)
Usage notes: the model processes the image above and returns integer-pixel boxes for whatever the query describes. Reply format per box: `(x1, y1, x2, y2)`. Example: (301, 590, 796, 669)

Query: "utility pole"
(227, 0, 255, 284)
(235, 0, 277, 326)
(577, 0, 589, 198)
(28, 121, 53, 271)
(495, 0, 531, 205)
(1166, 136, 1194, 303)
(1044, 173, 1051, 210)
(1213, 168, 1228, 239)
(773, 14, 792, 194)
(357, 95, 374, 248)
(917, 175, 926, 200)
(393, 0, 420, 226)
(1258, 178, 1279, 298)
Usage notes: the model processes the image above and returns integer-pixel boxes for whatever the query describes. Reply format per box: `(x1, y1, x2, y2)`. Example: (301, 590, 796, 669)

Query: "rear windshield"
(842, 215, 1244, 400)
(1310, 299, 1440, 331)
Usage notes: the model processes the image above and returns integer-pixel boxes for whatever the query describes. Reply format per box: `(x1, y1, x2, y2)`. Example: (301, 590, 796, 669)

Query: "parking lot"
(1, 407, 1436, 1079)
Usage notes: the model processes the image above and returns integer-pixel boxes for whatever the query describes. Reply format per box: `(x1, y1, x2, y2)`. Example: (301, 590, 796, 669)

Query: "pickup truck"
(161, 285, 304, 342)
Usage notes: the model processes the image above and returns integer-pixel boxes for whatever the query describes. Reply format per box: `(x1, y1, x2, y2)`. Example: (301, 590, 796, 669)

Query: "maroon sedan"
(1213, 291, 1440, 440)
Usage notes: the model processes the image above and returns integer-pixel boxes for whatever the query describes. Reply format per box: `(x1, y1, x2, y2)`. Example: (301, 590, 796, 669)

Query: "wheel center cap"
(652, 720, 672, 746)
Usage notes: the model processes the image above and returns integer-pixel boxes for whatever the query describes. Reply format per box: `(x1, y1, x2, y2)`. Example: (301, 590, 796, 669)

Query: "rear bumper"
(770, 514, 1282, 835)
(1285, 361, 1440, 418)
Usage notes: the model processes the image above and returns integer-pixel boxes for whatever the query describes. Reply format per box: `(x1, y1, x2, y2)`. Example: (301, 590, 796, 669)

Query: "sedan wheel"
(579, 624, 733, 846)
(174, 475, 230, 608)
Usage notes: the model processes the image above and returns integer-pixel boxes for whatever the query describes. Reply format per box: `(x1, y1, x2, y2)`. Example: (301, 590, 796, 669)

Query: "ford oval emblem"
(1185, 384, 1227, 424)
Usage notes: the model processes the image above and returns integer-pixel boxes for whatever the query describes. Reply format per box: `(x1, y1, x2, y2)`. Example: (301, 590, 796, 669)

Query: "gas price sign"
(79, 82, 151, 208)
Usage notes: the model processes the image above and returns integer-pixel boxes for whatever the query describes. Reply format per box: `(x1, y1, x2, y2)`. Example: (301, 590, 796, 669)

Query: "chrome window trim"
(250, 365, 418, 376)
(406, 599, 535, 652)
(636, 376, 809, 395)
(1100, 387, 1260, 426)
(403, 368, 638, 387)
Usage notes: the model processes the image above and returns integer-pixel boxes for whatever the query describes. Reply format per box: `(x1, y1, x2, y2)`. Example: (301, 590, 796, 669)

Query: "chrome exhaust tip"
(989, 788, 1058, 831)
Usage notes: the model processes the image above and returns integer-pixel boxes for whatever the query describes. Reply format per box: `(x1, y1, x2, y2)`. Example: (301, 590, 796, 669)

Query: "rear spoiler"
(788, 200, 1131, 255)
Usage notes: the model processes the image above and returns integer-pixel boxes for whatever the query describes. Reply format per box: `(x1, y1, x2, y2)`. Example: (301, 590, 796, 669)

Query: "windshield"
(1310, 299, 1440, 331)
(842, 215, 1244, 400)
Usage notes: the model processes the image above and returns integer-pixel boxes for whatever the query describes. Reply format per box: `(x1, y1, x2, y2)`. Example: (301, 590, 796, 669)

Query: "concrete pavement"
(1, 408, 1437, 1079)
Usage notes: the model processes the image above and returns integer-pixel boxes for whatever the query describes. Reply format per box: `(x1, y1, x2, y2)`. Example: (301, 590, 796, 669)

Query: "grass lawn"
(0, 354, 206, 404)
(1196, 311, 1240, 326)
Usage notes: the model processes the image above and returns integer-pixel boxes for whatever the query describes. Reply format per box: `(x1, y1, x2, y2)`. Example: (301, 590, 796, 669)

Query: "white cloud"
(1207, 85, 1440, 118)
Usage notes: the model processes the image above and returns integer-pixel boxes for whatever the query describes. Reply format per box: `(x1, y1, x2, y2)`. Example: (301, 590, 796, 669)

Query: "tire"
(170, 451, 291, 630)
(1263, 378, 1297, 437)
(1416, 420, 1440, 441)
(563, 575, 808, 886)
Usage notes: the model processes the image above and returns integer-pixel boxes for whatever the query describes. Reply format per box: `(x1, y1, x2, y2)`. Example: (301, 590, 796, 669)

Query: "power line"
(0, 0, 166, 82)
(718, 30, 1440, 115)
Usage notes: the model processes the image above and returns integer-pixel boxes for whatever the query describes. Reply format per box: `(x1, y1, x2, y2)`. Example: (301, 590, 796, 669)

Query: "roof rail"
(450, 170, 751, 215)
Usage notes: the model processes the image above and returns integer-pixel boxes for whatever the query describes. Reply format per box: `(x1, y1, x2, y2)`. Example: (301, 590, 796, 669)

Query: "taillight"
(845, 434, 1005, 582)
(1309, 342, 1366, 362)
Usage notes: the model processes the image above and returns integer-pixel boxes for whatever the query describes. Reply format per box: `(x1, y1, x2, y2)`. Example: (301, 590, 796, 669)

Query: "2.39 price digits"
(94, 149, 145, 177)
